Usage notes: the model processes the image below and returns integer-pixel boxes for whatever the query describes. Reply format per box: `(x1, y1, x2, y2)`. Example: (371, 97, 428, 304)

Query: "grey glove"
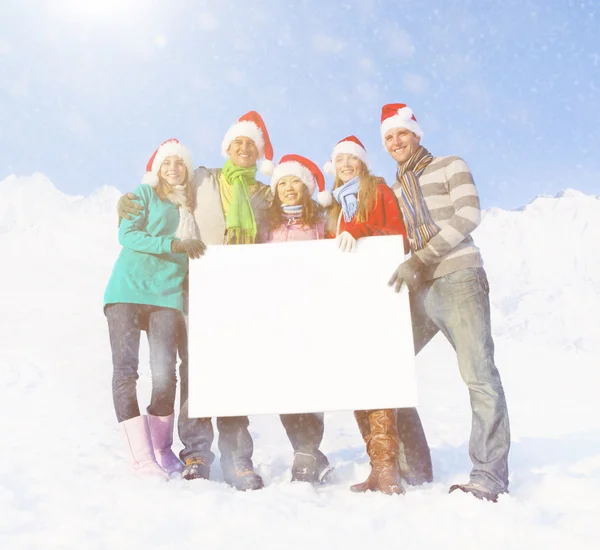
(117, 193, 144, 221)
(171, 239, 206, 259)
(388, 254, 427, 293)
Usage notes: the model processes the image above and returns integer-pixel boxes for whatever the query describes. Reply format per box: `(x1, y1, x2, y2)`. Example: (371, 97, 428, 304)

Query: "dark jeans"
(411, 267, 511, 493)
(280, 413, 324, 456)
(176, 319, 253, 467)
(106, 303, 181, 423)
(395, 408, 432, 484)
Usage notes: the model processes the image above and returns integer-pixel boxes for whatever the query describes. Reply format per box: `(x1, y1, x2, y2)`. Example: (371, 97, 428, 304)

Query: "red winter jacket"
(328, 183, 407, 241)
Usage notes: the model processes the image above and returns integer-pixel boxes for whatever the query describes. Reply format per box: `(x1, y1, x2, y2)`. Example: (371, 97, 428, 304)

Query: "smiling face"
(227, 136, 259, 168)
(383, 128, 421, 164)
(335, 154, 362, 183)
(277, 176, 305, 206)
(159, 155, 187, 186)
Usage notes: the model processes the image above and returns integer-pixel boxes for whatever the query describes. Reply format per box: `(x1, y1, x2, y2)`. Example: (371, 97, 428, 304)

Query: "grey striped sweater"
(393, 155, 483, 280)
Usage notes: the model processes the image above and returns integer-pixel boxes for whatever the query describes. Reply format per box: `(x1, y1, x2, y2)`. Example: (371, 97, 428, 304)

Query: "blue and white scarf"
(281, 204, 303, 216)
(281, 204, 303, 225)
(333, 176, 360, 223)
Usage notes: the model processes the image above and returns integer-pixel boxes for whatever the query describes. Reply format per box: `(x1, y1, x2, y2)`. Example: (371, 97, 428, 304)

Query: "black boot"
(315, 450, 334, 484)
(281, 413, 332, 484)
(291, 452, 317, 482)
(291, 450, 334, 484)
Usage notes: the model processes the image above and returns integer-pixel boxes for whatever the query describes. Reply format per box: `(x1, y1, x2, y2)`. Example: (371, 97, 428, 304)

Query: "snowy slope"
(1, 174, 599, 550)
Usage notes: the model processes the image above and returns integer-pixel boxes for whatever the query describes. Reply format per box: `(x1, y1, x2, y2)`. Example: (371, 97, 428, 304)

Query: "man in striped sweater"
(384, 103, 511, 502)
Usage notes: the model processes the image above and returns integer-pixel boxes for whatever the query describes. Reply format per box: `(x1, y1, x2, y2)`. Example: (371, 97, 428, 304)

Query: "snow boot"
(291, 450, 334, 484)
(182, 457, 210, 481)
(222, 458, 264, 491)
(147, 412, 184, 475)
(315, 450, 335, 484)
(291, 452, 317, 483)
(350, 409, 404, 495)
(449, 482, 502, 503)
(120, 415, 169, 480)
(358, 407, 432, 487)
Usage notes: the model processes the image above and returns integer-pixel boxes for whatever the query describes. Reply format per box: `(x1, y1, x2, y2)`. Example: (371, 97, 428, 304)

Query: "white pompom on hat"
(141, 138, 194, 188)
(322, 135, 369, 175)
(221, 110, 275, 176)
(380, 103, 424, 144)
(271, 154, 332, 207)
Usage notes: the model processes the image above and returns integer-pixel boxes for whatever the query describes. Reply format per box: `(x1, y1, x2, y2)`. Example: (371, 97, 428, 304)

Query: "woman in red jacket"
(325, 136, 406, 248)
(323, 135, 432, 495)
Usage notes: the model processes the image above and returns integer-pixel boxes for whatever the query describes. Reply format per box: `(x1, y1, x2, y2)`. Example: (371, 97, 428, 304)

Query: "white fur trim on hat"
(271, 161, 317, 196)
(317, 190, 333, 207)
(323, 140, 369, 175)
(142, 172, 160, 187)
(143, 141, 194, 187)
(260, 159, 275, 176)
(380, 106, 424, 143)
(221, 120, 265, 158)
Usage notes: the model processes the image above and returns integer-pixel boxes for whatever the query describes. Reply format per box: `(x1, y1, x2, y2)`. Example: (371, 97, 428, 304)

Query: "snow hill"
(1, 174, 599, 550)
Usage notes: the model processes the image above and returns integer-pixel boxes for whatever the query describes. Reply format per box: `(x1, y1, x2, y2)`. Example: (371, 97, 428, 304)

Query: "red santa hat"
(322, 135, 369, 175)
(380, 103, 424, 143)
(221, 110, 275, 176)
(271, 154, 333, 207)
(142, 138, 194, 188)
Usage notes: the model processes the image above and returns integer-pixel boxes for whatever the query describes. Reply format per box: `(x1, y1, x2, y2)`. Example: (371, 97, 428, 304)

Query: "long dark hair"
(265, 186, 323, 232)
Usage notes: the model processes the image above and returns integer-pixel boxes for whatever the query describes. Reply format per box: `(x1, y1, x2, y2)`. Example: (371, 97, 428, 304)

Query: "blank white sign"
(188, 235, 418, 418)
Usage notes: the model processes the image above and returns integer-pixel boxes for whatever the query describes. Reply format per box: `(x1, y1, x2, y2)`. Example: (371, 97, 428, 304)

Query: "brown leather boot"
(351, 409, 404, 495)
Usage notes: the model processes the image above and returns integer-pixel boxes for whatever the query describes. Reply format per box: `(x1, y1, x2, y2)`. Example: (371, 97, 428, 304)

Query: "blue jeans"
(106, 303, 181, 423)
(410, 267, 510, 493)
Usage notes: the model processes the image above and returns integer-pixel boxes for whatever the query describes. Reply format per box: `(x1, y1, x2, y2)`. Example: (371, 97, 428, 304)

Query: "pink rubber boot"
(120, 415, 169, 480)
(147, 412, 184, 475)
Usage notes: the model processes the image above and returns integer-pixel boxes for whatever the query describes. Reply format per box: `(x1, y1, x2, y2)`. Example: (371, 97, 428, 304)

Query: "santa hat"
(271, 154, 333, 207)
(221, 110, 275, 176)
(380, 103, 424, 143)
(322, 135, 369, 175)
(142, 138, 194, 188)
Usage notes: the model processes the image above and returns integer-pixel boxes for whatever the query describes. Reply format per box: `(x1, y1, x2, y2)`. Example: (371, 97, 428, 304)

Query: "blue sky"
(1, 0, 598, 209)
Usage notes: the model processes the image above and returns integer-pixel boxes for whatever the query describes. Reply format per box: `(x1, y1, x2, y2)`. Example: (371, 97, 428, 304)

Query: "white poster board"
(188, 235, 417, 418)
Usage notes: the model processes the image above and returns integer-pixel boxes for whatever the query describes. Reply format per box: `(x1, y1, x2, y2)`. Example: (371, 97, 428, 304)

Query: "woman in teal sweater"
(104, 139, 205, 479)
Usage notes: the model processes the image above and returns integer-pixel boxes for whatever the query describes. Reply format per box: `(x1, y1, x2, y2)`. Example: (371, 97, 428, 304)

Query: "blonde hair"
(326, 161, 382, 236)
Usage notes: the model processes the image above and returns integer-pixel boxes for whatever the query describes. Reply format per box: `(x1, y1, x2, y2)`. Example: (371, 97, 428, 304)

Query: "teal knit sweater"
(104, 184, 188, 313)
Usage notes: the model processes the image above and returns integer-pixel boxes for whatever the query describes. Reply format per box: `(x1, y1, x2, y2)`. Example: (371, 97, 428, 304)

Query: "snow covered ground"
(1, 174, 599, 550)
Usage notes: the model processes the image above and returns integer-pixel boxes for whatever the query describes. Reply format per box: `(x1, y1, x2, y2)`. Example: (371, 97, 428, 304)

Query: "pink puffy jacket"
(261, 219, 325, 243)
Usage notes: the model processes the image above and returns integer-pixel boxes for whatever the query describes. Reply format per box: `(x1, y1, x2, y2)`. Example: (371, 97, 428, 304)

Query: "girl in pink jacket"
(261, 154, 333, 243)
(261, 154, 334, 484)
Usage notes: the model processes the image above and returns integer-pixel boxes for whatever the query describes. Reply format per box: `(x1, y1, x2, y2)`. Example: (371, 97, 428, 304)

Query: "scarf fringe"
(226, 228, 256, 245)
(333, 176, 360, 223)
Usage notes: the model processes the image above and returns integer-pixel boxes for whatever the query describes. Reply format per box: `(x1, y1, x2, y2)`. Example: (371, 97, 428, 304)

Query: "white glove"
(336, 231, 357, 253)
